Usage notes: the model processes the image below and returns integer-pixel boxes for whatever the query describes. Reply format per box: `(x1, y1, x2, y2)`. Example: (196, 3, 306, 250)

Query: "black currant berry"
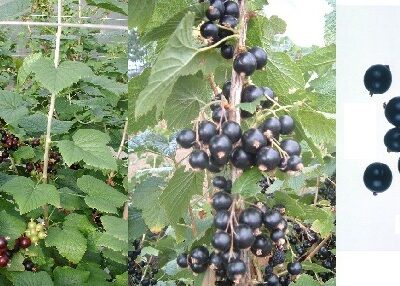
(208, 158, 222, 173)
(385, 97, 400, 127)
(212, 231, 231, 252)
(261, 87, 275, 108)
(271, 249, 285, 266)
(233, 52, 257, 76)
(242, 128, 267, 154)
(213, 176, 228, 190)
(264, 274, 279, 286)
(260, 118, 281, 139)
(363, 162, 392, 194)
(23, 259, 35, 271)
(209, 135, 233, 161)
(199, 120, 217, 143)
(230, 147, 254, 169)
(384, 128, 400, 152)
(263, 210, 282, 230)
(222, 81, 231, 98)
(0, 256, 9, 268)
(220, 15, 238, 28)
(256, 147, 280, 171)
(233, 224, 255, 249)
(210, 252, 224, 270)
(190, 262, 208, 273)
(18, 236, 31, 249)
(221, 44, 234, 59)
(0, 236, 7, 249)
(177, 253, 188, 268)
(239, 207, 263, 229)
(286, 155, 303, 171)
(279, 115, 295, 135)
(221, 121, 242, 143)
(200, 21, 219, 40)
(212, 106, 228, 123)
(251, 235, 272, 257)
(190, 246, 209, 265)
(176, 129, 196, 148)
(241, 85, 264, 103)
(364, 64, 392, 95)
(280, 139, 301, 156)
(287, 261, 302, 275)
(212, 191, 233, 210)
(210, 0, 225, 14)
(189, 150, 209, 170)
(206, 5, 221, 21)
(224, 1, 239, 18)
(270, 229, 285, 244)
(214, 210, 230, 230)
(226, 259, 246, 282)
(248, 46, 268, 69)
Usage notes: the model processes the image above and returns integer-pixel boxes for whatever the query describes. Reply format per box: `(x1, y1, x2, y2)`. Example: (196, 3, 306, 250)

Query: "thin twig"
(108, 118, 128, 181)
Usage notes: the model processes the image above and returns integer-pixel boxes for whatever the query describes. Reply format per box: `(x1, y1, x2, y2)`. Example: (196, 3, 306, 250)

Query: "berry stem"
(300, 233, 332, 262)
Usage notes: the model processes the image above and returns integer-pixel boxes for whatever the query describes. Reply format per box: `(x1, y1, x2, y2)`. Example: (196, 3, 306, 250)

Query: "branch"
(108, 118, 129, 181)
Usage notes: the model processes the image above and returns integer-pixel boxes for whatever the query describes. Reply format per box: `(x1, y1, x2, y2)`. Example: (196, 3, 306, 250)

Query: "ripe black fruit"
(200, 21, 219, 40)
(213, 176, 228, 190)
(0, 236, 7, 249)
(212, 231, 231, 251)
(210, 252, 224, 269)
(224, 1, 239, 18)
(206, 5, 221, 21)
(385, 97, 400, 127)
(364, 64, 392, 95)
(248, 46, 268, 69)
(189, 150, 209, 169)
(0, 256, 9, 268)
(256, 147, 280, 171)
(233, 224, 255, 249)
(210, 0, 225, 14)
(264, 274, 279, 286)
(262, 87, 275, 108)
(233, 52, 257, 76)
(287, 261, 302, 275)
(251, 235, 272, 257)
(260, 118, 281, 139)
(241, 85, 264, 103)
(221, 44, 234, 59)
(220, 15, 238, 28)
(230, 147, 254, 169)
(176, 129, 196, 148)
(242, 128, 267, 154)
(212, 191, 233, 210)
(280, 139, 301, 156)
(363, 162, 392, 194)
(198, 120, 217, 143)
(212, 106, 227, 123)
(208, 157, 222, 173)
(384, 128, 400, 152)
(270, 229, 285, 244)
(222, 81, 231, 98)
(279, 115, 295, 135)
(227, 259, 246, 282)
(18, 236, 31, 249)
(23, 259, 35, 271)
(190, 246, 209, 265)
(209, 135, 233, 161)
(214, 210, 230, 230)
(263, 211, 282, 230)
(221, 121, 242, 143)
(190, 262, 208, 273)
(239, 207, 263, 229)
(286, 155, 303, 171)
(177, 253, 188, 268)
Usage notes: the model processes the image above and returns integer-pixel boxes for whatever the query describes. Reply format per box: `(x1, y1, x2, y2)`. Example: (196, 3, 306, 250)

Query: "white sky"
(265, 0, 332, 47)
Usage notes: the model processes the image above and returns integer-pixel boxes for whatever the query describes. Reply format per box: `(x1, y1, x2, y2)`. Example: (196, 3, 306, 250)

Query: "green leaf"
(64, 213, 96, 235)
(302, 261, 332, 274)
(0, 90, 29, 127)
(232, 168, 262, 197)
(86, 0, 127, 15)
(57, 129, 117, 171)
(83, 75, 127, 96)
(13, 271, 54, 286)
(77, 175, 126, 214)
(129, 0, 156, 30)
(19, 112, 73, 136)
(159, 167, 205, 225)
(324, 9, 336, 46)
(17, 53, 42, 85)
(30, 58, 94, 94)
(46, 227, 87, 264)
(8, 252, 25, 271)
(101, 216, 128, 242)
(236, 96, 265, 113)
(324, 278, 336, 286)
(0, 0, 30, 20)
(297, 45, 336, 74)
(96, 233, 128, 253)
(0, 210, 26, 240)
(1, 177, 60, 214)
(12, 146, 35, 164)
(114, 272, 128, 286)
(53, 266, 90, 286)
(289, 274, 320, 286)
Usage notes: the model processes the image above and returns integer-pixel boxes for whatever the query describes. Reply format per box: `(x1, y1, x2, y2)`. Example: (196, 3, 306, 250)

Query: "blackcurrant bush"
(230, 147, 255, 169)
(221, 44, 234, 59)
(224, 1, 239, 18)
(263, 210, 282, 230)
(248, 46, 268, 69)
(0, 236, 7, 249)
(190, 262, 208, 273)
(280, 139, 301, 156)
(199, 120, 217, 143)
(364, 64, 392, 95)
(213, 176, 228, 190)
(239, 207, 263, 229)
(385, 97, 400, 127)
(212, 191, 233, 210)
(189, 150, 209, 170)
(286, 155, 303, 171)
(221, 121, 242, 143)
(220, 15, 238, 28)
(256, 147, 280, 171)
(279, 115, 295, 135)
(233, 224, 255, 249)
(214, 210, 230, 230)
(226, 259, 246, 282)
(363, 162, 392, 194)
(209, 135, 233, 161)
(176, 129, 196, 148)
(222, 81, 231, 98)
(190, 246, 209, 265)
(210, 252, 224, 270)
(200, 21, 219, 40)
(177, 253, 188, 268)
(233, 52, 257, 76)
(206, 5, 221, 21)
(260, 118, 281, 139)
(242, 128, 267, 154)
(264, 274, 279, 286)
(212, 231, 231, 251)
(384, 128, 400, 152)
(251, 235, 273, 257)
(0, 256, 9, 268)
(212, 106, 228, 123)
(287, 261, 302, 275)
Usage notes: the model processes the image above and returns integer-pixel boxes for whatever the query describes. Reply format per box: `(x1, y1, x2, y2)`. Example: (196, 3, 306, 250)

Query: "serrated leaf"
(0, 210, 25, 240)
(12, 146, 35, 164)
(236, 96, 265, 113)
(232, 168, 262, 197)
(302, 261, 332, 274)
(77, 175, 126, 214)
(114, 272, 128, 286)
(0, 0, 30, 20)
(18, 113, 73, 136)
(64, 213, 96, 235)
(57, 129, 117, 171)
(13, 271, 54, 286)
(30, 58, 94, 94)
(8, 252, 25, 271)
(0, 90, 29, 127)
(324, 278, 336, 286)
(311, 215, 335, 238)
(159, 167, 205, 225)
(101, 216, 128, 242)
(129, 0, 156, 30)
(297, 45, 335, 74)
(46, 227, 87, 264)
(289, 274, 320, 286)
(102, 248, 126, 265)
(83, 75, 127, 96)
(324, 9, 336, 46)
(96, 233, 128, 253)
(1, 177, 60, 214)
(86, 0, 127, 15)
(53, 266, 90, 286)
(17, 53, 42, 85)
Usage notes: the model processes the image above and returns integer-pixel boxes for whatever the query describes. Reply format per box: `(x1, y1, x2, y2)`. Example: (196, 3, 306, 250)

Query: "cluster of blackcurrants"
(0, 235, 33, 270)
(176, 177, 302, 284)
(0, 130, 20, 163)
(128, 239, 158, 286)
(318, 176, 336, 206)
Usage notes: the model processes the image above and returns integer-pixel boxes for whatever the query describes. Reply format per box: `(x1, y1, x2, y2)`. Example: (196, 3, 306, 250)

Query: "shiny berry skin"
(226, 259, 246, 282)
(0, 256, 9, 268)
(233, 52, 257, 76)
(221, 44, 234, 59)
(364, 64, 392, 95)
(279, 115, 295, 135)
(190, 262, 208, 273)
(262, 87, 275, 107)
(212, 106, 227, 123)
(230, 147, 254, 169)
(222, 81, 231, 98)
(213, 176, 228, 190)
(177, 253, 188, 268)
(286, 155, 303, 171)
(264, 274, 279, 286)
(220, 15, 238, 28)
(242, 128, 267, 154)
(198, 120, 217, 143)
(189, 150, 209, 170)
(176, 129, 196, 148)
(23, 259, 35, 271)
(384, 128, 400, 152)
(248, 46, 268, 69)
(214, 210, 230, 230)
(18, 236, 31, 249)
(212, 231, 231, 252)
(0, 236, 7, 249)
(239, 207, 263, 229)
(200, 21, 219, 40)
(251, 235, 272, 257)
(260, 118, 281, 138)
(241, 85, 264, 103)
(287, 261, 302, 275)
(263, 211, 282, 230)
(222, 249, 240, 265)
(206, 5, 221, 21)
(210, 252, 224, 269)
(224, 1, 239, 18)
(210, 0, 225, 14)
(221, 121, 242, 143)
(190, 246, 209, 265)
(385, 97, 400, 127)
(363, 162, 392, 194)
(256, 147, 280, 171)
(233, 224, 255, 249)
(270, 229, 285, 243)
(212, 191, 233, 210)
(209, 135, 233, 161)
(280, 139, 301, 156)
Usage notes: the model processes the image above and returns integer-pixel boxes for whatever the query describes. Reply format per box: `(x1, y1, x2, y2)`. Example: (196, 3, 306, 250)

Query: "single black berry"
(213, 176, 228, 190)
(364, 64, 392, 95)
(190, 246, 209, 265)
(221, 121, 242, 143)
(23, 259, 35, 271)
(260, 118, 281, 139)
(210, 252, 224, 270)
(287, 261, 302, 275)
(256, 147, 280, 171)
(222, 81, 231, 98)
(198, 120, 217, 143)
(226, 259, 246, 282)
(209, 135, 233, 162)
(280, 139, 301, 156)
(363, 162, 392, 194)
(270, 229, 285, 243)
(190, 262, 208, 273)
(220, 15, 238, 28)
(189, 150, 209, 170)
(279, 115, 295, 135)
(177, 129, 196, 148)
(242, 128, 267, 154)
(224, 1, 239, 18)
(233, 224, 255, 249)
(263, 210, 282, 230)
(251, 235, 272, 257)
(212, 106, 228, 123)
(214, 210, 230, 230)
(206, 5, 221, 21)
(212, 231, 231, 252)
(286, 155, 303, 171)
(384, 128, 400, 152)
(177, 253, 188, 268)
(233, 52, 257, 76)
(241, 85, 265, 103)
(0, 256, 9, 268)
(230, 147, 254, 169)
(212, 191, 233, 210)
(239, 207, 263, 229)
(221, 44, 234, 59)
(264, 274, 279, 286)
(200, 21, 219, 40)
(248, 46, 268, 69)
(210, 0, 225, 14)
(385, 97, 400, 127)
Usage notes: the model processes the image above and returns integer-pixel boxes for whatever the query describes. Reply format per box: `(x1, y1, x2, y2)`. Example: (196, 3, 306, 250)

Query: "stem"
(301, 234, 332, 262)
(108, 118, 128, 181)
